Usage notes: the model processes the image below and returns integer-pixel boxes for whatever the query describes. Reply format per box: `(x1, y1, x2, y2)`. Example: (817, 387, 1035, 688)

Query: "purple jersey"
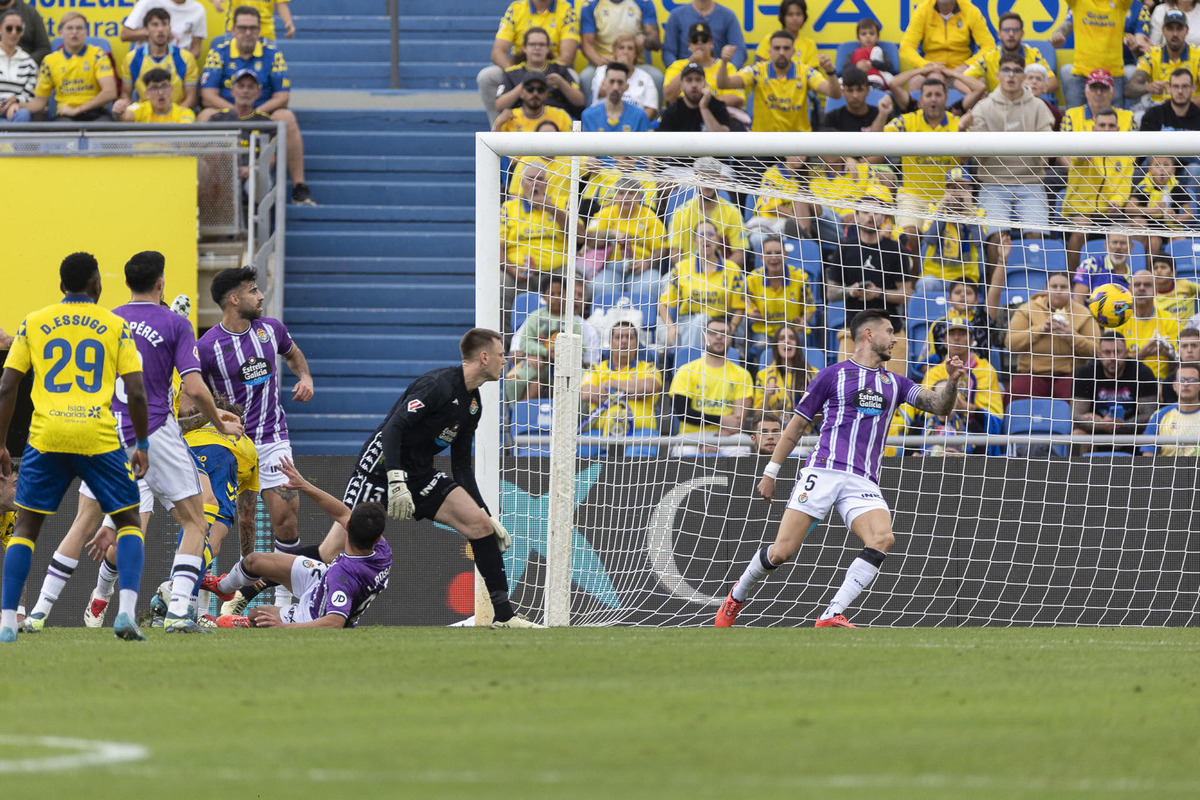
(306, 538, 392, 627)
(794, 360, 923, 484)
(197, 318, 294, 445)
(111, 301, 201, 443)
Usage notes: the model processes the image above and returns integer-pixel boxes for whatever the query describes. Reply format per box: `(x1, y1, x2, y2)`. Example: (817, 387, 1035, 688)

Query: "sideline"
(0, 735, 148, 774)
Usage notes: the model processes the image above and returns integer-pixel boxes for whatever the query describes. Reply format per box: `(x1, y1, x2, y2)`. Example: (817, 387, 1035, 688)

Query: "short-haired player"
(715, 310, 966, 627)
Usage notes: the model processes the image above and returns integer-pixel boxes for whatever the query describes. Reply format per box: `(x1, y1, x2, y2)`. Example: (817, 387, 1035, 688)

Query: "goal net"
(474, 131, 1200, 628)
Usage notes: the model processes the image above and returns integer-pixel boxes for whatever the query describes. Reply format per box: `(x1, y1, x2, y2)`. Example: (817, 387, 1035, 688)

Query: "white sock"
(32, 554, 79, 618)
(273, 541, 297, 606)
(96, 559, 119, 599)
(731, 545, 779, 603)
(167, 554, 204, 617)
(820, 551, 884, 621)
(118, 588, 138, 619)
(218, 559, 257, 594)
(1, 609, 16, 630)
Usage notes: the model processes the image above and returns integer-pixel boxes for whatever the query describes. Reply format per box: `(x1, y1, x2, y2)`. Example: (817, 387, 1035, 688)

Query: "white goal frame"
(474, 130, 1200, 627)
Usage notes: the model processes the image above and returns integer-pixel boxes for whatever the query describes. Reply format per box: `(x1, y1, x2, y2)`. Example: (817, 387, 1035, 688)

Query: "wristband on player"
(762, 461, 781, 479)
(387, 469, 408, 483)
(136, 438, 150, 451)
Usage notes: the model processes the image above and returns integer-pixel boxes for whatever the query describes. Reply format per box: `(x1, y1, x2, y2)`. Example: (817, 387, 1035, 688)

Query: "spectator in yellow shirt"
(580, 321, 663, 437)
(663, 22, 746, 110)
(119, 67, 195, 123)
(1151, 252, 1200, 321)
(659, 220, 746, 357)
(752, 0, 827, 72)
(478, 0, 579, 125)
(21, 12, 116, 121)
(956, 11, 1057, 93)
(493, 72, 574, 132)
(500, 162, 579, 306)
(716, 32, 839, 132)
(668, 316, 753, 450)
(583, 177, 667, 302)
(744, 237, 814, 364)
(667, 157, 747, 267)
(1058, 0, 1133, 109)
(754, 325, 815, 413)
(113, 7, 199, 119)
(1118, 270, 1184, 378)
(899, 0, 994, 72)
(1128, 9, 1200, 114)
(1062, 109, 1136, 266)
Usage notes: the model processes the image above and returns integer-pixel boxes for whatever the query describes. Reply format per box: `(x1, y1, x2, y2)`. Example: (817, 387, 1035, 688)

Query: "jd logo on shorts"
(238, 356, 272, 386)
(854, 389, 885, 416)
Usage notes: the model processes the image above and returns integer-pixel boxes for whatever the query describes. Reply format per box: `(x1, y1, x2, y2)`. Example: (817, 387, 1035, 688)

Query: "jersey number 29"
(43, 338, 105, 394)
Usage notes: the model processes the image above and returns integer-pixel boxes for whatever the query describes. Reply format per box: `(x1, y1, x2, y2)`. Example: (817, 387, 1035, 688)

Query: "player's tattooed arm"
(912, 379, 960, 417)
(236, 490, 257, 557)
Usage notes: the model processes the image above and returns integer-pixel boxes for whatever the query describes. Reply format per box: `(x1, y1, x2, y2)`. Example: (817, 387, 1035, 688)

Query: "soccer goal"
(474, 130, 1200, 628)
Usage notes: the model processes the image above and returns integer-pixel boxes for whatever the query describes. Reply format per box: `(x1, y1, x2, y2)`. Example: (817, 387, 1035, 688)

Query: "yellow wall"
(1, 157, 199, 335)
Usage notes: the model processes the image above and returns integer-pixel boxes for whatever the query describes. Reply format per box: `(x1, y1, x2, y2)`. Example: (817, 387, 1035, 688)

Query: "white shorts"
(279, 556, 326, 624)
(256, 439, 294, 492)
(80, 478, 154, 530)
(136, 416, 203, 504)
(786, 467, 890, 530)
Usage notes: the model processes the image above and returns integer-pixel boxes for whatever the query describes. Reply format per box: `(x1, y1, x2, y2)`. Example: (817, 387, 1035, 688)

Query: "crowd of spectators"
(0, 2, 315, 205)
(489, 0, 1200, 457)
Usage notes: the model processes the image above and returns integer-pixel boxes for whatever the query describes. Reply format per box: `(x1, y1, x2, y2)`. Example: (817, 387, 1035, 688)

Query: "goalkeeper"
(309, 329, 540, 629)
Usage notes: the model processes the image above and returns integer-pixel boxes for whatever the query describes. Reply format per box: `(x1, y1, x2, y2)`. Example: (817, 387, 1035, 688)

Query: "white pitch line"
(0, 735, 148, 774)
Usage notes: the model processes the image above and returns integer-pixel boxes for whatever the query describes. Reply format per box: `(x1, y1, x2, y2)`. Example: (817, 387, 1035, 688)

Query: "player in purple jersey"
(198, 267, 313, 607)
(715, 310, 966, 628)
(21, 252, 244, 636)
(211, 460, 389, 629)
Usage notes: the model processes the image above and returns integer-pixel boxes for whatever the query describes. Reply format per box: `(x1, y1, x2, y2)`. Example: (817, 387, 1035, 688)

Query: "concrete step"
(287, 230, 473, 258)
(288, 63, 390, 88)
(287, 256, 475, 276)
(293, 15, 389, 35)
(284, 387, 405, 416)
(297, 332, 461, 361)
(288, 204, 474, 224)
(287, 283, 474, 308)
(402, 14, 502, 35)
(284, 39, 392, 61)
(288, 308, 473, 329)
(287, 413, 381, 432)
(289, 437, 372, 455)
(304, 130, 475, 156)
(306, 358, 458, 378)
(296, 108, 485, 131)
(301, 180, 473, 206)
(394, 64, 485, 91)
(305, 154, 474, 175)
(293, 0, 384, 16)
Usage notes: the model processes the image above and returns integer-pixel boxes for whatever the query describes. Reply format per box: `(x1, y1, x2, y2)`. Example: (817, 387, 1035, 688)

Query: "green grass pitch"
(2, 627, 1198, 799)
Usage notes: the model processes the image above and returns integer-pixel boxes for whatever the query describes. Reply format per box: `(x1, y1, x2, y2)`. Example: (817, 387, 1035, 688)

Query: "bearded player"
(716, 310, 966, 628)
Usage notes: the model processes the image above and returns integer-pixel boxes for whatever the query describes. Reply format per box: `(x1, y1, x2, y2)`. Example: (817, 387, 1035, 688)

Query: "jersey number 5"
(43, 338, 105, 394)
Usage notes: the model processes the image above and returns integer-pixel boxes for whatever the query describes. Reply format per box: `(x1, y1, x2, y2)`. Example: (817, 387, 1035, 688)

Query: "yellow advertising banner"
(0, 157, 199, 336)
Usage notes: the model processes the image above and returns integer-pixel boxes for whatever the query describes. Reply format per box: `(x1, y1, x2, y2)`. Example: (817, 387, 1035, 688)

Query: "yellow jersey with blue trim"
(735, 58, 825, 132)
(1068, 0, 1133, 75)
(4, 297, 141, 455)
(35, 45, 113, 104)
(184, 424, 260, 493)
(129, 102, 195, 123)
(496, 105, 573, 132)
(659, 257, 746, 318)
(755, 363, 817, 412)
(743, 266, 813, 337)
(496, 0, 580, 60)
(667, 196, 747, 254)
(122, 44, 198, 104)
(962, 44, 1052, 92)
(580, 359, 663, 434)
(884, 110, 961, 201)
(0, 510, 13, 549)
(1141, 404, 1200, 456)
(224, 0, 289, 42)
(669, 357, 754, 435)
(1136, 44, 1200, 103)
(1060, 104, 1135, 132)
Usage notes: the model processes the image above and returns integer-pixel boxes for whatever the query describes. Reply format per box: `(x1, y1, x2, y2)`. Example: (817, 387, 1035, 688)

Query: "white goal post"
(474, 131, 1200, 629)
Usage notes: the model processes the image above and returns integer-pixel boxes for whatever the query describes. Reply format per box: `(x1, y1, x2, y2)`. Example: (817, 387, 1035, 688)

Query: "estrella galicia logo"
(238, 356, 272, 386)
(854, 389, 886, 417)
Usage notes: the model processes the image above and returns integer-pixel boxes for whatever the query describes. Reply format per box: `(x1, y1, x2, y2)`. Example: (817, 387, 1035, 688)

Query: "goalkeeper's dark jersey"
(378, 365, 486, 510)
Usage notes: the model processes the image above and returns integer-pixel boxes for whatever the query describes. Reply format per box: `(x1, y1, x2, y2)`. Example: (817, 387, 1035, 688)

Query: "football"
(1087, 283, 1133, 328)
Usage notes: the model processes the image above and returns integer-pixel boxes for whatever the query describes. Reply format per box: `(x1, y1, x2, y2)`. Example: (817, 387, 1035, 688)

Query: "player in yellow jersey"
(716, 32, 839, 132)
(0, 253, 149, 643)
(120, 68, 196, 124)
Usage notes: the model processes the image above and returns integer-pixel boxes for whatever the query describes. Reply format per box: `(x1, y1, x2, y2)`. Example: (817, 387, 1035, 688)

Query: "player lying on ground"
(716, 309, 965, 628)
(208, 461, 390, 629)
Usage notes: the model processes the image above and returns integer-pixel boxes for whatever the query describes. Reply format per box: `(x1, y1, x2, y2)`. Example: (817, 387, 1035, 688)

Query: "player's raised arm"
(278, 457, 351, 530)
(283, 343, 314, 401)
(757, 412, 811, 501)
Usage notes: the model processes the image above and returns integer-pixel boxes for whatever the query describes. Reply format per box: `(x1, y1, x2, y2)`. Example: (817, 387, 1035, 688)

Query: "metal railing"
(0, 122, 288, 320)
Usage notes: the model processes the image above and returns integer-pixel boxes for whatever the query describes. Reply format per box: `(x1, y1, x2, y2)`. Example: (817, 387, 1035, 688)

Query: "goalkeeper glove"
(386, 470, 414, 520)
(490, 515, 511, 554)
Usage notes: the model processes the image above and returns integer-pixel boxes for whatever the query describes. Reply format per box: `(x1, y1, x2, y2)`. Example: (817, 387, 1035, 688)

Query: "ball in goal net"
(473, 131, 1200, 628)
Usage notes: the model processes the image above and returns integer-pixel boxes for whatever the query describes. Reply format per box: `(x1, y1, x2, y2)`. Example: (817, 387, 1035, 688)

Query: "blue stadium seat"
(833, 40, 900, 76)
(1005, 398, 1073, 458)
(781, 237, 823, 306)
(50, 36, 111, 52)
(1166, 238, 1200, 280)
(511, 291, 544, 334)
(627, 290, 660, 340)
(823, 87, 886, 114)
(1081, 238, 1146, 271)
(510, 399, 552, 457)
(905, 293, 949, 349)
